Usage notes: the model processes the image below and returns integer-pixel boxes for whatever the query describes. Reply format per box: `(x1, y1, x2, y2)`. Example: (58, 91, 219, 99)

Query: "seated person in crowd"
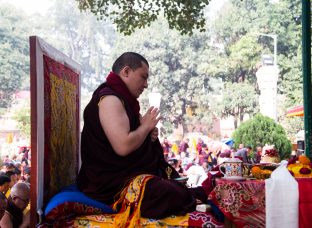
(179, 138, 189, 153)
(5, 171, 18, 198)
(0, 175, 11, 195)
(234, 145, 253, 163)
(217, 149, 231, 164)
(0, 182, 30, 228)
(0, 192, 7, 220)
(1, 163, 16, 173)
(22, 167, 30, 183)
(179, 151, 190, 170)
(77, 52, 209, 221)
(253, 145, 262, 163)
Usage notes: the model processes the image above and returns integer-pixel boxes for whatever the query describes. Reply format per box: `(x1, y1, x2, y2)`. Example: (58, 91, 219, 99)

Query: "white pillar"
(256, 65, 279, 121)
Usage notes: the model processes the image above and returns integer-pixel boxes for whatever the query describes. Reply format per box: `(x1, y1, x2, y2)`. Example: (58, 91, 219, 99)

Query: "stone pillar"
(256, 65, 279, 121)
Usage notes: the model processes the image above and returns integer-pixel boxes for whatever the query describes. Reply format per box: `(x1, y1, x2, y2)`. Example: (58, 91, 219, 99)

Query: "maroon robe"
(77, 73, 201, 218)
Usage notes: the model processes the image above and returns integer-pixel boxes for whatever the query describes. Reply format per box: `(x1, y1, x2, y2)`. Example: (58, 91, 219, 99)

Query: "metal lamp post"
(255, 33, 278, 66)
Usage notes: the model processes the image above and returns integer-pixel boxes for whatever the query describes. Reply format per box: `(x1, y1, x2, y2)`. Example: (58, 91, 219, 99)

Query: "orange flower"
(251, 166, 261, 178)
(298, 155, 310, 165)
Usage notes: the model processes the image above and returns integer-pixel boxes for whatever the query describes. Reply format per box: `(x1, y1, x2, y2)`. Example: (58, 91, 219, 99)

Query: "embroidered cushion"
(44, 184, 115, 221)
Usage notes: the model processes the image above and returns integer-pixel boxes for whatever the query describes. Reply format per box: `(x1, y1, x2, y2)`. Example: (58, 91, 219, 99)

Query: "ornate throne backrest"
(29, 36, 81, 225)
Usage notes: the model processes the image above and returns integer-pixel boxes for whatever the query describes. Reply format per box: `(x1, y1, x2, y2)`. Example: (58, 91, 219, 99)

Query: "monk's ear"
(120, 65, 131, 77)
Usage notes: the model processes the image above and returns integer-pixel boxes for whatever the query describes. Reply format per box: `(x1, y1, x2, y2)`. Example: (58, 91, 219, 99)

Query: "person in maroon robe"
(77, 52, 208, 219)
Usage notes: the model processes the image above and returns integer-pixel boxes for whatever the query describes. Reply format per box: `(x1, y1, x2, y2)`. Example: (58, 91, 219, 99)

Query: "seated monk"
(76, 52, 209, 225)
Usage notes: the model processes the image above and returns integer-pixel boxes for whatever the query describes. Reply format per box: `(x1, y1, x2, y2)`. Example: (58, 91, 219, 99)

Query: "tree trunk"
(234, 117, 238, 129)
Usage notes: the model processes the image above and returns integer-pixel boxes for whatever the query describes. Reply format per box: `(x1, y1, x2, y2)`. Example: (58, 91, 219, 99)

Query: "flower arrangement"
(251, 166, 273, 179)
(298, 155, 310, 165)
(260, 145, 280, 163)
(264, 148, 278, 157)
(287, 155, 312, 178)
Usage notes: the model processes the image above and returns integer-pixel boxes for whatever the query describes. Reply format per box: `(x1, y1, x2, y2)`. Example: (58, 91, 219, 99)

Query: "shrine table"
(209, 178, 312, 228)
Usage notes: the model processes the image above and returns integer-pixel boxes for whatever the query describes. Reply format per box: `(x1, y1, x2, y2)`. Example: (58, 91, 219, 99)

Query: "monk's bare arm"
(99, 96, 160, 156)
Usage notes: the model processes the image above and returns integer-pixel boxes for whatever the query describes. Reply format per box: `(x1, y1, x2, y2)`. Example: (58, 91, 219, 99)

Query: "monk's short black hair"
(0, 175, 11, 185)
(5, 171, 16, 178)
(112, 52, 149, 74)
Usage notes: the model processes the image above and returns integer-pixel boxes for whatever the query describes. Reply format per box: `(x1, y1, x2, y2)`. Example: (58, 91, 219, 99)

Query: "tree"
(221, 82, 258, 129)
(232, 113, 292, 159)
(76, 0, 212, 35)
(13, 104, 30, 139)
(209, 0, 302, 106)
(33, 0, 116, 93)
(108, 18, 218, 136)
(0, 4, 29, 108)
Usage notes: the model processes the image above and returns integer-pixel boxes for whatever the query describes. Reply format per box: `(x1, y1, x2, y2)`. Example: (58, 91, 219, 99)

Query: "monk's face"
(124, 62, 149, 98)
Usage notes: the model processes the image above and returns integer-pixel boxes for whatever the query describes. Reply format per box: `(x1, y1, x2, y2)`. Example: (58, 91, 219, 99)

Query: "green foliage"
(76, 0, 211, 35)
(209, 0, 302, 107)
(108, 18, 218, 135)
(0, 4, 29, 108)
(13, 104, 30, 138)
(33, 0, 116, 92)
(279, 115, 304, 143)
(232, 114, 292, 159)
(222, 82, 259, 128)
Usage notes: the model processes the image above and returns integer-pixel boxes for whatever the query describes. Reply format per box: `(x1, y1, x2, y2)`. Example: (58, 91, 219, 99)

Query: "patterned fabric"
(189, 211, 224, 228)
(73, 211, 224, 228)
(45, 201, 104, 222)
(43, 184, 115, 224)
(111, 174, 153, 227)
(74, 214, 188, 227)
(39, 209, 223, 227)
(209, 179, 265, 228)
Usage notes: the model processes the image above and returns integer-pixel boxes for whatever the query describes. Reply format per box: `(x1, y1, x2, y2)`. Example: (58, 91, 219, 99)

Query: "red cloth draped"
(297, 178, 312, 228)
(209, 179, 265, 228)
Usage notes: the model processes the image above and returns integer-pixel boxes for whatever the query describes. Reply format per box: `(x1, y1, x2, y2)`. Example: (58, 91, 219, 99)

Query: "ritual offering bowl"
(174, 177, 188, 185)
(219, 158, 243, 178)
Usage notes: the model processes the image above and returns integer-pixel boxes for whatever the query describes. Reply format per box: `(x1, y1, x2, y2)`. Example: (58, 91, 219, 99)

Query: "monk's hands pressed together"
(140, 106, 161, 132)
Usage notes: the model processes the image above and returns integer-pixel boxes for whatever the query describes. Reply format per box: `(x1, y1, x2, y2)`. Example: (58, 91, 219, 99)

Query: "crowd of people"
(0, 146, 31, 227)
(162, 137, 264, 186)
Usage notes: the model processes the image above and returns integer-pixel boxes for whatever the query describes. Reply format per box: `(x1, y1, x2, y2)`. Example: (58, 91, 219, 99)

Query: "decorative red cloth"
(202, 166, 223, 196)
(209, 179, 265, 228)
(105, 71, 140, 119)
(188, 211, 224, 227)
(297, 178, 312, 228)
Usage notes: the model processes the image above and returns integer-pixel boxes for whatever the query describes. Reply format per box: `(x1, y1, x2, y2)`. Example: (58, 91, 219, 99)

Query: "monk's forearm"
(113, 124, 151, 156)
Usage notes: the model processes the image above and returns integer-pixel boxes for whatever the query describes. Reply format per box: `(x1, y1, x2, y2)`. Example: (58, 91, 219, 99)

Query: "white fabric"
(186, 165, 207, 187)
(265, 160, 298, 228)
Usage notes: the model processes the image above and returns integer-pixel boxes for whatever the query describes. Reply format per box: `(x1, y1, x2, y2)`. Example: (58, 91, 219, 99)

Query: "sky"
(0, 0, 226, 15)
(0, 0, 52, 14)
